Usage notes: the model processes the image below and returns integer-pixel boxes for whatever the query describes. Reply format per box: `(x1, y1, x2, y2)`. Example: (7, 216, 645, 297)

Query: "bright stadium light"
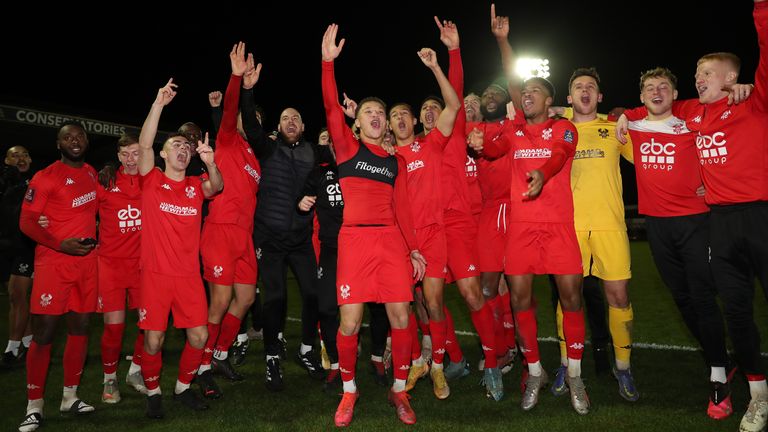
(515, 57, 550, 80)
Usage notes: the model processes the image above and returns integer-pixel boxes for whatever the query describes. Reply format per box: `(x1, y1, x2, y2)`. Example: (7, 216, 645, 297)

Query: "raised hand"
(154, 78, 177, 106)
(490, 3, 509, 40)
(417, 48, 438, 69)
(243, 53, 263, 90)
(434, 16, 459, 50)
(322, 24, 345, 62)
(230, 41, 248, 76)
(208, 91, 223, 107)
(506, 101, 517, 120)
(197, 132, 215, 166)
(342, 92, 358, 119)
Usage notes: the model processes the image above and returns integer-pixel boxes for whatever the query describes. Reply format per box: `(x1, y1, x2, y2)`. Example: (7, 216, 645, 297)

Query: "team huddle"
(7, 2, 768, 431)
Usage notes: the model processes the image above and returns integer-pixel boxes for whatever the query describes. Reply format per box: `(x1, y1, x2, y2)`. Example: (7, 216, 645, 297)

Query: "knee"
(338, 319, 360, 336)
(187, 330, 208, 349)
(144, 336, 164, 354)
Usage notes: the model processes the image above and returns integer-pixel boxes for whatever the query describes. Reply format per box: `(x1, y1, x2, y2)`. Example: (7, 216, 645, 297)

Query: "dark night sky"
(0, 1, 762, 204)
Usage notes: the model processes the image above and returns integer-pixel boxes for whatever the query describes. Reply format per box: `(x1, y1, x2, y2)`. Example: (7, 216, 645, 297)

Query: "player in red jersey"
(18, 122, 99, 432)
(136, 79, 223, 419)
(322, 24, 426, 427)
(470, 76, 589, 415)
(196, 42, 262, 399)
(389, 42, 459, 400)
(95, 134, 147, 403)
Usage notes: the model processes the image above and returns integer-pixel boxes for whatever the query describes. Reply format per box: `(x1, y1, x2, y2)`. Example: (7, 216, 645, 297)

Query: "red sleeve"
(218, 74, 243, 144)
(537, 121, 577, 182)
(20, 175, 62, 250)
(752, 1, 768, 112)
(322, 61, 358, 163)
(448, 49, 466, 142)
(393, 155, 418, 251)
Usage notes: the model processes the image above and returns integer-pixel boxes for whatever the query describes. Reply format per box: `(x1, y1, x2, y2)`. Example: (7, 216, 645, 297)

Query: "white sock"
(26, 398, 43, 415)
(300, 343, 312, 355)
(174, 380, 190, 394)
(331, 362, 339, 370)
(342, 379, 357, 393)
(104, 372, 117, 382)
(412, 356, 424, 367)
(213, 349, 228, 361)
(567, 358, 581, 378)
(146, 387, 161, 397)
(391, 379, 406, 392)
(237, 333, 248, 343)
(528, 361, 542, 377)
(5, 340, 20, 356)
(62, 385, 78, 406)
(710, 366, 727, 383)
(128, 361, 141, 375)
(371, 355, 383, 363)
(198, 364, 212, 374)
(22, 335, 32, 348)
(432, 362, 443, 370)
(615, 359, 631, 371)
(749, 379, 768, 400)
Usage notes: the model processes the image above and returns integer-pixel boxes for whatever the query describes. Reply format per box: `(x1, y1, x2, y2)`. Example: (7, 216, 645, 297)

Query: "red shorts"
(477, 202, 510, 273)
(415, 224, 448, 279)
(31, 258, 98, 315)
(504, 222, 582, 275)
(444, 209, 481, 281)
(98, 256, 141, 313)
(201, 223, 258, 286)
(336, 225, 413, 305)
(139, 270, 207, 331)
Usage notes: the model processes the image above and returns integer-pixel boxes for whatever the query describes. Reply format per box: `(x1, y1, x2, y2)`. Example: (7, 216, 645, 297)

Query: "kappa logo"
(118, 204, 142, 233)
(691, 115, 702, 124)
(481, 345, 493, 352)
(325, 170, 335, 181)
(145, 375, 159, 382)
(720, 110, 732, 120)
(569, 342, 585, 350)
(138, 308, 147, 322)
(256, 248, 262, 260)
(515, 130, 525, 137)
(435, 348, 446, 355)
(541, 128, 553, 140)
(65, 177, 74, 185)
(204, 347, 213, 354)
(340, 284, 351, 300)
(399, 365, 410, 370)
(410, 141, 421, 153)
(317, 266, 324, 280)
(97, 296, 103, 311)
(104, 360, 118, 367)
(520, 347, 531, 353)
(503, 322, 514, 329)
(40, 293, 53, 307)
(340, 367, 351, 374)
(213, 265, 223, 278)
(696, 131, 728, 165)
(185, 186, 196, 199)
(161, 183, 171, 190)
(26, 384, 41, 390)
(110, 186, 121, 192)
(467, 264, 476, 272)
(640, 138, 676, 171)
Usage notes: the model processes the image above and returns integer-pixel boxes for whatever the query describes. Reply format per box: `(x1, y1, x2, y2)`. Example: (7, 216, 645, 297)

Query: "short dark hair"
(523, 77, 556, 99)
(639, 67, 678, 92)
(568, 67, 601, 92)
(117, 134, 138, 151)
(355, 97, 387, 118)
(388, 102, 414, 118)
(420, 95, 445, 110)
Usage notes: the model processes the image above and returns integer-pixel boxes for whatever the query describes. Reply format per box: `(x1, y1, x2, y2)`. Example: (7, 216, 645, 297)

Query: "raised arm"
(418, 48, 460, 139)
(197, 132, 223, 198)
(491, 4, 522, 109)
(752, 0, 768, 112)
(218, 42, 248, 139)
(138, 78, 176, 176)
(240, 53, 273, 159)
(321, 24, 358, 163)
(208, 91, 223, 137)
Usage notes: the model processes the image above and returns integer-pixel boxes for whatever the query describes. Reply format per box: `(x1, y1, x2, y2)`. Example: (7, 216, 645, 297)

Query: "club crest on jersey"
(339, 284, 351, 300)
(410, 141, 421, 153)
(18, 263, 28, 274)
(563, 129, 574, 143)
(542, 128, 553, 141)
(185, 186, 196, 199)
(597, 128, 609, 139)
(40, 293, 53, 307)
(213, 265, 223, 278)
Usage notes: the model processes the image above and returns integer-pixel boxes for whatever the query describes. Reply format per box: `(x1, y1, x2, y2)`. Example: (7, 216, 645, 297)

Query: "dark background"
(0, 1, 761, 204)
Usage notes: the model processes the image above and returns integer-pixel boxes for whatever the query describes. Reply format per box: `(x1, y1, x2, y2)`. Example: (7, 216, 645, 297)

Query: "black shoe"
(278, 335, 288, 361)
(212, 357, 244, 381)
(265, 357, 284, 392)
(296, 350, 326, 381)
(196, 370, 222, 399)
(174, 388, 209, 411)
(370, 359, 388, 386)
(146, 394, 164, 419)
(1, 350, 19, 368)
(323, 368, 342, 394)
(593, 345, 610, 375)
(229, 338, 249, 366)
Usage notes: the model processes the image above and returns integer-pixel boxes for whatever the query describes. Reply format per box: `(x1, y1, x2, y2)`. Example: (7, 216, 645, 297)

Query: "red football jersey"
(206, 74, 261, 230)
(397, 130, 449, 228)
(97, 167, 142, 258)
(628, 117, 709, 217)
(21, 161, 98, 265)
(140, 168, 205, 276)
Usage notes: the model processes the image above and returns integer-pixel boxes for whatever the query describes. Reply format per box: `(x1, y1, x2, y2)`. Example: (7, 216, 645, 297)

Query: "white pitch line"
(286, 317, 768, 356)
